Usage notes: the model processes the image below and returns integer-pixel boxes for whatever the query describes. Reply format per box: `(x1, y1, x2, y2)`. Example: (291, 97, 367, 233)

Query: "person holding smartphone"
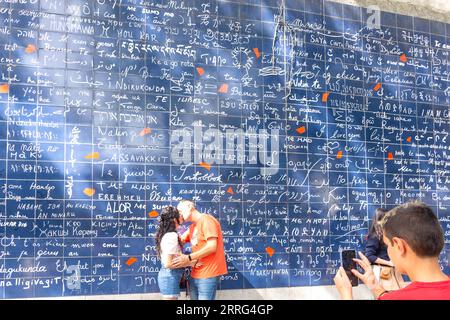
(172, 200, 228, 300)
(365, 208, 404, 290)
(155, 206, 199, 300)
(334, 201, 450, 300)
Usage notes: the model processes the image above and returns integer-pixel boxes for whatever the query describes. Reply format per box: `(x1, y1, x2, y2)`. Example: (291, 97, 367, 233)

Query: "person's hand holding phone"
(334, 249, 358, 300)
(335, 251, 388, 300)
(333, 267, 353, 300)
(351, 251, 379, 290)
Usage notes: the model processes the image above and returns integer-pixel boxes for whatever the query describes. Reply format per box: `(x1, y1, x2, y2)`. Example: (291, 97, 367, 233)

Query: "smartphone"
(341, 249, 358, 287)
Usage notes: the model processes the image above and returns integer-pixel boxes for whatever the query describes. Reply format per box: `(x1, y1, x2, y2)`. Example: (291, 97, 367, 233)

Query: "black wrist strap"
(377, 290, 390, 299)
(188, 254, 192, 261)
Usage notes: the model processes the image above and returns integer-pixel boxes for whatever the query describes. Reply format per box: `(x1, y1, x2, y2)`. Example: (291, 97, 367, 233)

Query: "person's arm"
(173, 217, 220, 268)
(334, 252, 391, 300)
(165, 254, 201, 268)
(333, 267, 354, 300)
(374, 258, 394, 267)
(164, 254, 178, 269)
(365, 236, 380, 264)
(188, 259, 201, 267)
(351, 251, 388, 299)
(189, 238, 217, 260)
(172, 238, 217, 268)
(371, 285, 391, 300)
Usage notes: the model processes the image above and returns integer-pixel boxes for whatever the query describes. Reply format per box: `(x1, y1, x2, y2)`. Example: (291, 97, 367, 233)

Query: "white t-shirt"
(160, 232, 182, 268)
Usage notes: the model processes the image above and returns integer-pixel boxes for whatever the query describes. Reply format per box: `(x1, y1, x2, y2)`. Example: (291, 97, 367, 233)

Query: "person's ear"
(392, 237, 407, 256)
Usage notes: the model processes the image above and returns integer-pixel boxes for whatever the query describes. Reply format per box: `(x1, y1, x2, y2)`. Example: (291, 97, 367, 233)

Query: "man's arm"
(365, 237, 381, 264)
(172, 238, 217, 268)
(189, 238, 217, 261)
(370, 284, 390, 299)
(374, 258, 394, 267)
(334, 252, 388, 300)
(173, 217, 221, 268)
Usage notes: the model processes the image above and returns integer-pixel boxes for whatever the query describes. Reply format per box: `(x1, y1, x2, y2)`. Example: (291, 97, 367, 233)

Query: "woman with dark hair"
(366, 208, 392, 267)
(156, 206, 184, 300)
(365, 208, 404, 290)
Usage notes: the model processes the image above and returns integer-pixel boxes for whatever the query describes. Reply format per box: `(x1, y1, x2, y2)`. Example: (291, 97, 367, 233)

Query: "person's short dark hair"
(381, 201, 444, 258)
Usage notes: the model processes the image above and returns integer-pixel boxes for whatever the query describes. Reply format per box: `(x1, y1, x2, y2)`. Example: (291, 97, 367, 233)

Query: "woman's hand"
(375, 258, 395, 267)
(333, 267, 353, 300)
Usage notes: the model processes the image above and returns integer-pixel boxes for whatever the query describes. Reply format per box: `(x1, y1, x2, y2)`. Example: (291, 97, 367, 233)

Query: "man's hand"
(333, 267, 353, 300)
(351, 251, 379, 290)
(172, 254, 191, 268)
(352, 251, 387, 299)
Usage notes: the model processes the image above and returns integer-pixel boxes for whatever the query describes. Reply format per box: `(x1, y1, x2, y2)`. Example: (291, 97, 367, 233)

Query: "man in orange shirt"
(173, 200, 227, 300)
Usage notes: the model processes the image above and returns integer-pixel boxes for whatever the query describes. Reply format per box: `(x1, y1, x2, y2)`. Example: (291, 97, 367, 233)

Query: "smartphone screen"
(341, 250, 358, 287)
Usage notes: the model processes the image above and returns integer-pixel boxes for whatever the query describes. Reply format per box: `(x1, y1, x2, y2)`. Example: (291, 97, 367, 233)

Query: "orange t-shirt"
(186, 214, 227, 279)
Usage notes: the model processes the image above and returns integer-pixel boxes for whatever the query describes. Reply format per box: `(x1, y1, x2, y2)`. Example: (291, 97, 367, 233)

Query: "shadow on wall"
(327, 0, 450, 23)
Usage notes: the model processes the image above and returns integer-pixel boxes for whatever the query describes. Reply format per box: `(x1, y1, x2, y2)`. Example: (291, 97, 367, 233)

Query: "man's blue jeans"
(189, 277, 220, 300)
